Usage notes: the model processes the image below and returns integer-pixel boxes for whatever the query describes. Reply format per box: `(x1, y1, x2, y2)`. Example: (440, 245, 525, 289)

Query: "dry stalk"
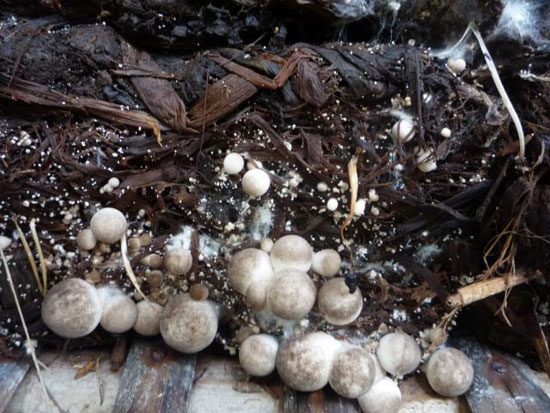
(29, 219, 48, 295)
(120, 234, 150, 302)
(13, 219, 44, 296)
(339, 156, 358, 266)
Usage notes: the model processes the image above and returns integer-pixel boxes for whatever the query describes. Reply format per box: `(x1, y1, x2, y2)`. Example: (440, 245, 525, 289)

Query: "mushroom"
(267, 269, 316, 320)
(415, 147, 437, 173)
(329, 346, 375, 398)
(270, 235, 313, 272)
(326, 198, 339, 211)
(425, 347, 474, 397)
(318, 278, 363, 325)
(223, 152, 244, 175)
(391, 119, 415, 143)
(447, 58, 466, 74)
(242, 169, 271, 197)
(133, 301, 163, 336)
(76, 229, 97, 251)
(140, 253, 163, 269)
(369, 353, 387, 383)
(239, 334, 279, 377)
(376, 332, 421, 377)
(90, 207, 127, 244)
(276, 332, 341, 392)
(164, 248, 192, 275)
(227, 248, 273, 298)
(41, 278, 102, 338)
(260, 238, 274, 253)
(357, 377, 402, 413)
(160, 293, 218, 353)
(311, 249, 341, 278)
(98, 286, 138, 334)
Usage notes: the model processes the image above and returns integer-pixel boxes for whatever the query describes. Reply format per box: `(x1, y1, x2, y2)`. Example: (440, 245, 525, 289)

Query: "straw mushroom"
(311, 249, 341, 278)
(160, 293, 218, 353)
(276, 332, 340, 391)
(227, 248, 273, 297)
(376, 332, 421, 377)
(242, 169, 270, 197)
(391, 119, 415, 143)
(41, 278, 102, 338)
(99, 287, 138, 334)
(164, 248, 192, 276)
(223, 152, 244, 175)
(267, 269, 316, 320)
(90, 207, 127, 244)
(425, 347, 474, 397)
(329, 346, 375, 398)
(133, 301, 163, 336)
(357, 377, 402, 413)
(270, 235, 313, 272)
(318, 278, 363, 325)
(239, 334, 279, 377)
(76, 229, 97, 251)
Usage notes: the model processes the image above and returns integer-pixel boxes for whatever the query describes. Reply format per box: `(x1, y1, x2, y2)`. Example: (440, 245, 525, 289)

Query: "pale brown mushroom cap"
(160, 293, 218, 353)
(41, 278, 102, 338)
(270, 235, 313, 272)
(426, 347, 474, 397)
(133, 301, 163, 336)
(90, 207, 127, 244)
(76, 229, 97, 251)
(376, 332, 421, 377)
(329, 346, 375, 398)
(357, 377, 402, 413)
(239, 334, 279, 377)
(267, 269, 316, 320)
(99, 287, 138, 334)
(227, 248, 273, 295)
(276, 332, 340, 392)
(318, 278, 363, 325)
(164, 248, 192, 276)
(311, 249, 341, 278)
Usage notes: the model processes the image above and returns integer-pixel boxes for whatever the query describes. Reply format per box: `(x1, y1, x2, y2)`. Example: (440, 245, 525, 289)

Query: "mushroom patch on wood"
(357, 377, 402, 413)
(239, 334, 279, 377)
(90, 207, 127, 244)
(376, 332, 421, 377)
(425, 347, 474, 397)
(329, 346, 375, 398)
(318, 278, 363, 325)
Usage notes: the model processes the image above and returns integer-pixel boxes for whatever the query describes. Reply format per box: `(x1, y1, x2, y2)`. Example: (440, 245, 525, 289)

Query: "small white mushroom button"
(270, 234, 313, 272)
(98, 286, 138, 334)
(311, 249, 341, 278)
(90, 207, 127, 244)
(76, 229, 97, 251)
(329, 346, 375, 398)
(223, 152, 244, 175)
(357, 377, 402, 413)
(242, 169, 271, 197)
(376, 332, 421, 377)
(318, 278, 363, 325)
(133, 301, 163, 336)
(239, 334, 279, 377)
(425, 347, 474, 397)
(391, 119, 415, 143)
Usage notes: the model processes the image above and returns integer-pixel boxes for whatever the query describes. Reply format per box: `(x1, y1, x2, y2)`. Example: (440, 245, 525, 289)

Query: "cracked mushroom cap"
(318, 278, 363, 325)
(267, 269, 316, 320)
(357, 377, 402, 413)
(270, 235, 313, 272)
(164, 248, 193, 276)
(376, 332, 421, 377)
(329, 346, 375, 398)
(133, 301, 163, 336)
(98, 286, 138, 334)
(90, 207, 127, 244)
(425, 347, 474, 397)
(311, 249, 341, 278)
(276, 332, 341, 392)
(227, 248, 273, 296)
(160, 293, 218, 353)
(41, 278, 102, 338)
(239, 334, 279, 377)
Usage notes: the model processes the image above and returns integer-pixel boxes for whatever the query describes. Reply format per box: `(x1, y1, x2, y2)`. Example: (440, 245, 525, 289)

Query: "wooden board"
(283, 388, 361, 413)
(0, 360, 29, 412)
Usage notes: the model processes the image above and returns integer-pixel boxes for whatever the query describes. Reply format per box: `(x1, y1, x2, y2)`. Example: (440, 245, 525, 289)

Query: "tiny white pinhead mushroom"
(239, 334, 279, 377)
(440, 127, 452, 138)
(357, 377, 402, 413)
(133, 301, 163, 336)
(98, 286, 138, 334)
(227, 248, 273, 296)
(160, 293, 218, 353)
(90, 207, 127, 244)
(41, 278, 102, 338)
(391, 119, 415, 143)
(242, 169, 271, 198)
(260, 238, 274, 253)
(164, 248, 192, 276)
(108, 177, 120, 188)
(223, 153, 245, 175)
(415, 147, 437, 173)
(267, 269, 316, 320)
(270, 234, 313, 272)
(76, 228, 97, 251)
(276, 332, 341, 391)
(447, 58, 466, 74)
(376, 332, 421, 377)
(329, 346, 375, 398)
(425, 347, 474, 397)
(317, 182, 328, 192)
(326, 197, 338, 211)
(311, 249, 341, 278)
(0, 235, 12, 250)
(318, 278, 363, 325)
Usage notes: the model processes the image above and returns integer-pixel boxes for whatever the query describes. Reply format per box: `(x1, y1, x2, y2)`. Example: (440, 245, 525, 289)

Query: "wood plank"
(0, 359, 30, 412)
(283, 387, 361, 413)
(113, 339, 196, 413)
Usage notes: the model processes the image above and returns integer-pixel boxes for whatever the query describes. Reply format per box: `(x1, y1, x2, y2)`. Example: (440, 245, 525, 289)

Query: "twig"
(13, 219, 44, 296)
(339, 156, 358, 267)
(120, 234, 149, 301)
(29, 219, 48, 295)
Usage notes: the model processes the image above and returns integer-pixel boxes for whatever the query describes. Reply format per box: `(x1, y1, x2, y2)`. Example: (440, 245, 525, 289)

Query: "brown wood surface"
(283, 387, 361, 413)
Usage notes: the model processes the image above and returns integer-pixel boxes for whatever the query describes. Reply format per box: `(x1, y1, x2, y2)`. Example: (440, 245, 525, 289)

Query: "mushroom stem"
(29, 218, 48, 295)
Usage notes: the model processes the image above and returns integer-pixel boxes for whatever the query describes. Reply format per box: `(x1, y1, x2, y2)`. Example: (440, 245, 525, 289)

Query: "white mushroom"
(260, 238, 274, 253)
(391, 119, 415, 143)
(90, 207, 127, 244)
(98, 286, 138, 334)
(76, 229, 97, 251)
(311, 249, 341, 278)
(227, 248, 273, 297)
(329, 346, 375, 398)
(164, 248, 192, 276)
(276, 332, 341, 391)
(357, 377, 402, 413)
(326, 198, 339, 211)
(369, 353, 387, 383)
(415, 147, 437, 173)
(239, 334, 279, 377)
(41, 278, 102, 338)
(447, 58, 466, 74)
(223, 152, 245, 175)
(160, 293, 218, 353)
(108, 177, 120, 188)
(133, 301, 163, 336)
(425, 347, 474, 397)
(267, 269, 316, 320)
(376, 332, 421, 377)
(270, 234, 313, 272)
(318, 278, 363, 325)
(242, 169, 271, 198)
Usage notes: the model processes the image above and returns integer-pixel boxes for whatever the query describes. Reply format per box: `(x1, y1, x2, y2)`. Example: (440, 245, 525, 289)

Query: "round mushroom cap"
(447, 58, 466, 74)
(239, 334, 279, 377)
(426, 347, 474, 397)
(376, 332, 421, 377)
(329, 346, 375, 398)
(90, 207, 127, 244)
(160, 293, 218, 353)
(244, 278, 269, 311)
(276, 332, 340, 392)
(318, 278, 363, 325)
(357, 377, 402, 413)
(242, 169, 271, 197)
(223, 152, 244, 175)
(164, 248, 192, 276)
(227, 248, 273, 296)
(391, 119, 415, 143)
(311, 249, 341, 278)
(133, 301, 163, 336)
(270, 235, 313, 272)
(99, 288, 138, 334)
(267, 269, 316, 320)
(41, 278, 102, 338)
(76, 229, 97, 251)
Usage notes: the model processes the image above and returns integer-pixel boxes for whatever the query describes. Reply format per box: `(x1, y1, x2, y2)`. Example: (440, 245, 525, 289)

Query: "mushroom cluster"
(222, 152, 271, 198)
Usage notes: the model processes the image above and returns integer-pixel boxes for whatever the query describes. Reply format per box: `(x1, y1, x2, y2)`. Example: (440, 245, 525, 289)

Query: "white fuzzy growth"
(415, 243, 442, 264)
(249, 205, 273, 241)
(494, 0, 548, 46)
(328, 0, 375, 20)
(166, 226, 221, 258)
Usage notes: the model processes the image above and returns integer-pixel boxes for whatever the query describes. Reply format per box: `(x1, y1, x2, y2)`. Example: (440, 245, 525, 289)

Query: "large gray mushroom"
(376, 332, 421, 377)
(329, 346, 375, 398)
(425, 347, 474, 397)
